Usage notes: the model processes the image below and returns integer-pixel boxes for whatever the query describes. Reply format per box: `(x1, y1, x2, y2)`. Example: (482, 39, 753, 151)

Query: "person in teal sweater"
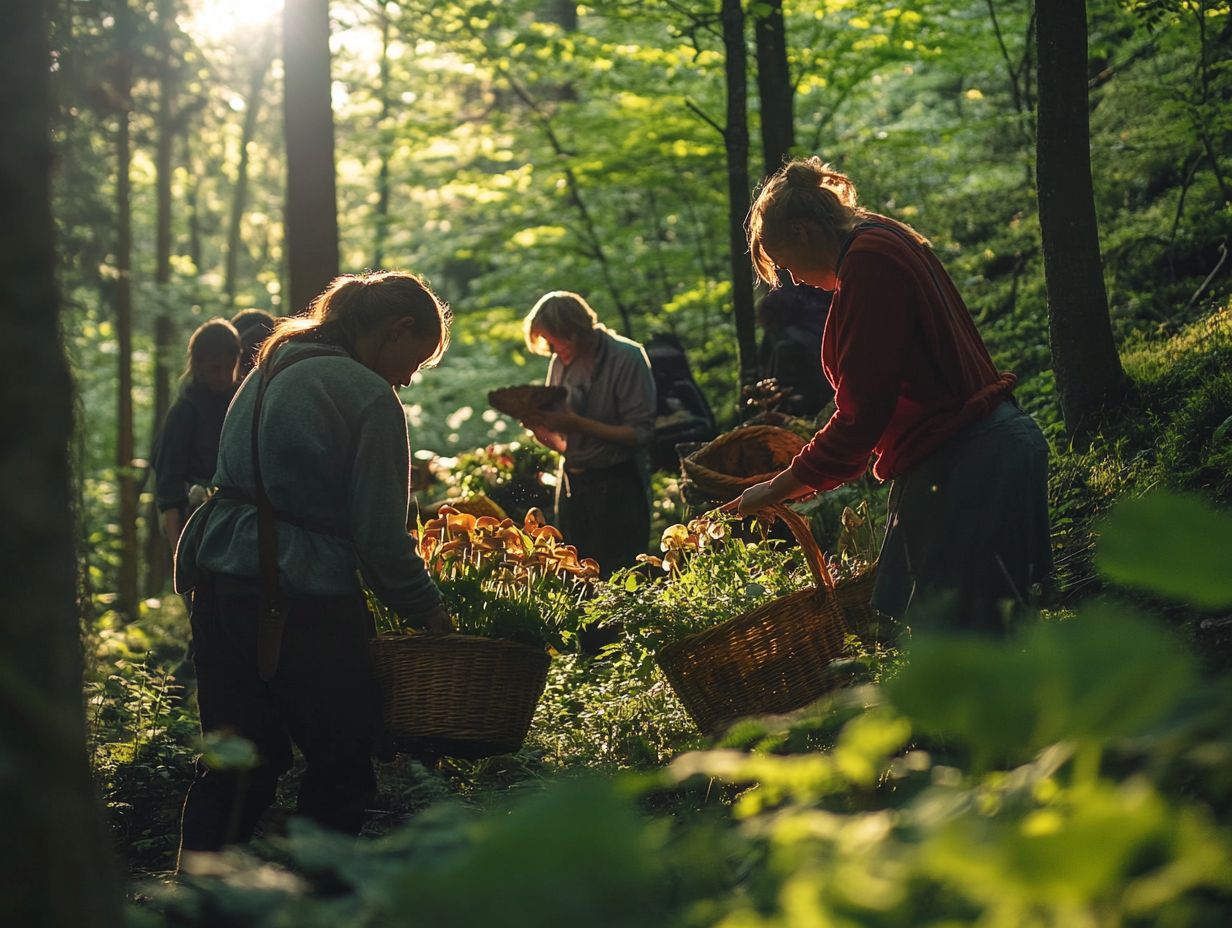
(175, 271, 453, 861)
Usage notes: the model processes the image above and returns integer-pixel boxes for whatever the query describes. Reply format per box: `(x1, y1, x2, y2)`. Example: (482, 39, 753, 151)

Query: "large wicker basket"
(681, 426, 807, 501)
(370, 633, 550, 758)
(656, 505, 851, 734)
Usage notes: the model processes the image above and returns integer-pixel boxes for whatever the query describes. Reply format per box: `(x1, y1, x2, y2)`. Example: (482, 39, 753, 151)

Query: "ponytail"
(257, 271, 452, 370)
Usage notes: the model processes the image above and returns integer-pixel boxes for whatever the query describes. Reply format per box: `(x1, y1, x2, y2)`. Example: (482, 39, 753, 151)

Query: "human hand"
(421, 602, 455, 634)
(521, 418, 567, 453)
(532, 408, 578, 433)
(736, 479, 785, 517)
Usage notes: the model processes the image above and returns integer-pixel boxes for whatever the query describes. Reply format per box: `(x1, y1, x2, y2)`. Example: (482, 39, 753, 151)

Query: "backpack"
(644, 332, 718, 472)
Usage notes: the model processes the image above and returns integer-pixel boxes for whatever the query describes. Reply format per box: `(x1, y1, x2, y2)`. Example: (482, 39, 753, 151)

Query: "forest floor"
(96, 304, 1232, 906)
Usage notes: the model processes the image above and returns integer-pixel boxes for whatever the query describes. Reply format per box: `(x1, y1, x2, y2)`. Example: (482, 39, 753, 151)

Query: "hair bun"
(783, 157, 825, 189)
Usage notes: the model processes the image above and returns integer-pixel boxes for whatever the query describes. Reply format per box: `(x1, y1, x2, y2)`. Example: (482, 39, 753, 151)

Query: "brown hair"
(747, 157, 930, 285)
(257, 271, 452, 370)
(183, 318, 241, 383)
(523, 290, 600, 356)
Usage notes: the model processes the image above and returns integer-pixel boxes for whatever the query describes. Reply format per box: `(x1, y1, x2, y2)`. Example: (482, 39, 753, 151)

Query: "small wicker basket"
(370, 633, 550, 758)
(656, 505, 851, 734)
(681, 426, 807, 501)
(488, 384, 567, 420)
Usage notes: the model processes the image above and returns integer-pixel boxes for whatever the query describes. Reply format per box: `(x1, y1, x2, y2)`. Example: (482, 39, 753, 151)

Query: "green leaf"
(1094, 491, 1232, 608)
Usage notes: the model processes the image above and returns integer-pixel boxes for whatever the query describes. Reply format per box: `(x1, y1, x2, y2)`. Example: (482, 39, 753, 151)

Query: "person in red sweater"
(738, 157, 1051, 633)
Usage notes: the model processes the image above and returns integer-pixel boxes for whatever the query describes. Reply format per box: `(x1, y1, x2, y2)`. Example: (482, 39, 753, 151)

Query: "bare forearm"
(736, 468, 811, 515)
(769, 468, 809, 500)
(573, 416, 639, 448)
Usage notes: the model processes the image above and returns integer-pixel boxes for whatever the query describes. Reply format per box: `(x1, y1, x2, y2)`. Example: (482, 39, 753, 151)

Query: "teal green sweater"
(178, 341, 441, 616)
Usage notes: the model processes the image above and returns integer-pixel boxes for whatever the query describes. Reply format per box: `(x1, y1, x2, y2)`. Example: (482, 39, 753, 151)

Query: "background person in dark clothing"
(738, 157, 1051, 635)
(152, 318, 242, 555)
(230, 308, 277, 379)
(174, 272, 453, 863)
(756, 272, 833, 418)
(519, 290, 657, 578)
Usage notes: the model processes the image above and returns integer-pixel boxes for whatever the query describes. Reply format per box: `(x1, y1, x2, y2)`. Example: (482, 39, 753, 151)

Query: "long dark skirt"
(556, 458, 651, 578)
(871, 401, 1052, 635)
(179, 574, 381, 860)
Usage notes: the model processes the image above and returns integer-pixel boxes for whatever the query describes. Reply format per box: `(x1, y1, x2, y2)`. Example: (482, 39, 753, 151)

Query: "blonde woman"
(520, 291, 656, 577)
(738, 158, 1051, 633)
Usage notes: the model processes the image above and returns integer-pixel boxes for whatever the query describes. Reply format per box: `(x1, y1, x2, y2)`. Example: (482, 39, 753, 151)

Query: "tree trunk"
(225, 30, 275, 305)
(721, 0, 759, 400)
(752, 0, 794, 178)
(0, 1, 123, 924)
(283, 0, 340, 313)
(1035, 0, 1125, 439)
(147, 0, 177, 596)
(185, 133, 203, 273)
(372, 3, 392, 269)
(115, 5, 139, 616)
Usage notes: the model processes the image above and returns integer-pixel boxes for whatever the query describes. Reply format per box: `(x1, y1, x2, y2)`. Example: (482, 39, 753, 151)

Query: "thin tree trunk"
(115, 4, 139, 616)
(372, 3, 392, 269)
(1035, 0, 1124, 440)
(752, 0, 794, 178)
(225, 30, 275, 305)
(0, 1, 123, 923)
(185, 135, 203, 273)
(721, 0, 759, 398)
(283, 0, 340, 313)
(147, 0, 177, 595)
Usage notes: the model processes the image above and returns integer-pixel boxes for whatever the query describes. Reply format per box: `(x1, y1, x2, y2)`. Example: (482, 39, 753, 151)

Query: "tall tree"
(752, 0, 794, 178)
(146, 0, 179, 595)
(1036, 0, 1125, 439)
(721, 0, 758, 397)
(0, 0, 122, 923)
(284, 0, 340, 313)
(114, 1, 139, 615)
(371, 1, 394, 270)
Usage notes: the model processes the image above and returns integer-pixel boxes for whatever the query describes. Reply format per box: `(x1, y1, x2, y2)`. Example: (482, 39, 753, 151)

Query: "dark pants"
(557, 458, 651, 579)
(178, 575, 380, 857)
(871, 401, 1052, 635)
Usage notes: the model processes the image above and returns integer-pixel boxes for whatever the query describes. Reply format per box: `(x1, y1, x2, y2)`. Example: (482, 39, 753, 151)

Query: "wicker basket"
(656, 505, 850, 734)
(831, 562, 883, 642)
(681, 426, 806, 501)
(488, 384, 567, 420)
(370, 633, 550, 758)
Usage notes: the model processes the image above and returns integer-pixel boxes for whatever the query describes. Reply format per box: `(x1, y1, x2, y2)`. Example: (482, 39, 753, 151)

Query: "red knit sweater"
(789, 221, 1016, 491)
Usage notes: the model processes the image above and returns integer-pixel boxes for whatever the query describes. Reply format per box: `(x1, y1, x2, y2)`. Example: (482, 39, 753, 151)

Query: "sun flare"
(187, 0, 284, 41)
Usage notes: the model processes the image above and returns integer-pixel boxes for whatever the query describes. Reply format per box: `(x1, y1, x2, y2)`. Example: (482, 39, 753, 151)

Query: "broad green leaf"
(1095, 491, 1232, 608)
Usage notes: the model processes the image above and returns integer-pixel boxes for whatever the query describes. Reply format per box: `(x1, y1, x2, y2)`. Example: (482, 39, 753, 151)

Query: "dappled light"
(5, 0, 1231, 924)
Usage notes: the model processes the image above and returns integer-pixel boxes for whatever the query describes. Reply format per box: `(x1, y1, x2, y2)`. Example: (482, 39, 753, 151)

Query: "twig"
(685, 98, 725, 138)
(1184, 240, 1228, 314)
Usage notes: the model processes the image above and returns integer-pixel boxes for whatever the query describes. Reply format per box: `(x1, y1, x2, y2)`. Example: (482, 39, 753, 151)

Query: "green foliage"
(1096, 490, 1232, 608)
(437, 575, 567, 648)
(120, 491, 1232, 928)
(596, 514, 812, 650)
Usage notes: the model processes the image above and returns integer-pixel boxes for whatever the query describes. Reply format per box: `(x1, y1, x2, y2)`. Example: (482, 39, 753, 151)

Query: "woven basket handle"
(717, 500, 837, 595)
